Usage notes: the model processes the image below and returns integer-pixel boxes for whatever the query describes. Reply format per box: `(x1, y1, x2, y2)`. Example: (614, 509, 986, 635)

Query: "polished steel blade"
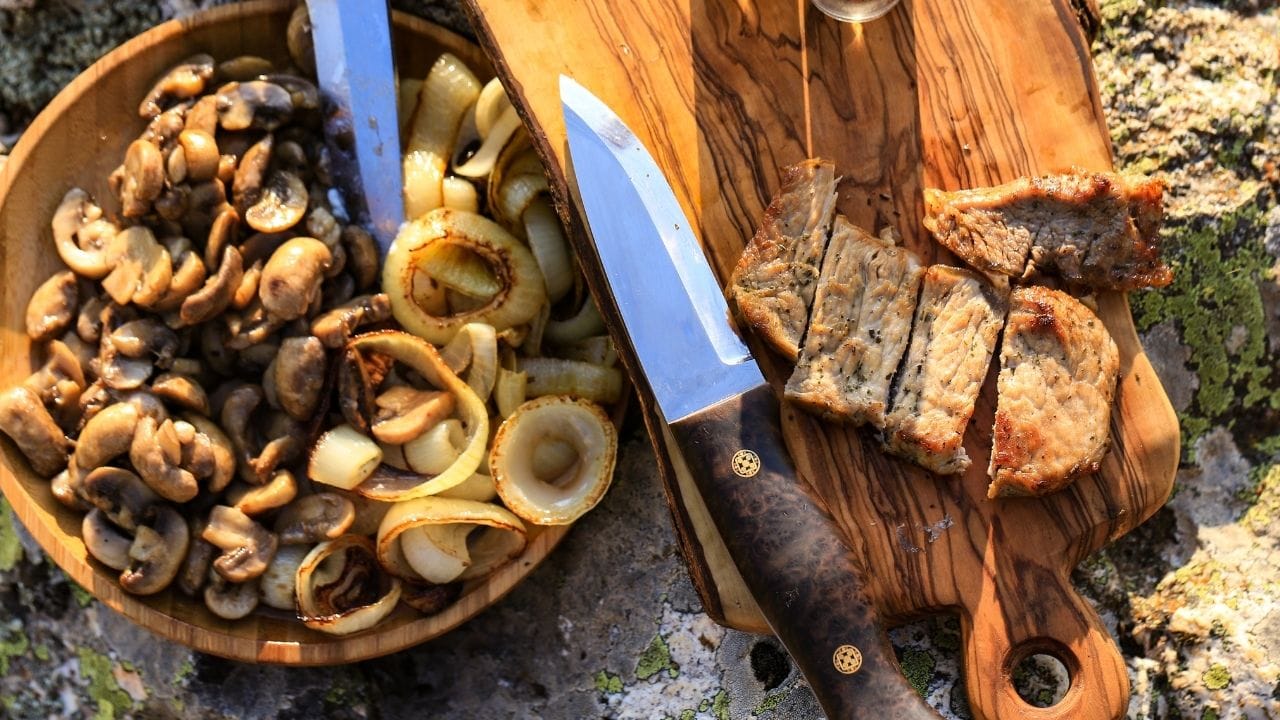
(307, 0, 404, 253)
(560, 76, 762, 422)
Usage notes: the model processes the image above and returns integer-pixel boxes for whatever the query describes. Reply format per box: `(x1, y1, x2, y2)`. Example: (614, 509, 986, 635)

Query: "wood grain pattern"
(466, 0, 1180, 717)
(0, 0, 578, 666)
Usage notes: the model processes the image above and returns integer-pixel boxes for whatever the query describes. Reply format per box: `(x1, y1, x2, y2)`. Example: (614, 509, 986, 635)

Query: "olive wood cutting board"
(463, 0, 1180, 717)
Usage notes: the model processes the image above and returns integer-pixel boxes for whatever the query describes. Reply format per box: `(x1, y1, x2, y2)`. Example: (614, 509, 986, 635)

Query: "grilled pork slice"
(988, 286, 1119, 498)
(728, 158, 839, 360)
(785, 216, 923, 427)
(923, 170, 1169, 290)
(882, 266, 1008, 475)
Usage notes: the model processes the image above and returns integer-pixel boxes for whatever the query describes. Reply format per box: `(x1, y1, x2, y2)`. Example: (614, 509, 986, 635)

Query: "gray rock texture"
(1, 0, 1279, 718)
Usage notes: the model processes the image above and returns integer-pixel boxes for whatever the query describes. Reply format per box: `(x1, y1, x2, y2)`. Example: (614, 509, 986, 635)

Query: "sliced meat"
(728, 158, 838, 360)
(883, 266, 1007, 475)
(923, 170, 1169, 290)
(988, 286, 1119, 498)
(785, 217, 923, 428)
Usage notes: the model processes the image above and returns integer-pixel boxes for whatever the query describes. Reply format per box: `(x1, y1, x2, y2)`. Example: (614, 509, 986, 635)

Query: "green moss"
(593, 670, 623, 695)
(1202, 663, 1231, 690)
(1243, 465, 1280, 534)
(0, 624, 29, 675)
(33, 644, 49, 662)
(1130, 202, 1278, 453)
(679, 710, 695, 720)
(173, 659, 195, 685)
(0, 498, 22, 572)
(77, 647, 131, 720)
(635, 633, 679, 681)
(70, 582, 94, 608)
(710, 689, 730, 720)
(754, 690, 788, 714)
(899, 648, 935, 697)
(1202, 708, 1220, 720)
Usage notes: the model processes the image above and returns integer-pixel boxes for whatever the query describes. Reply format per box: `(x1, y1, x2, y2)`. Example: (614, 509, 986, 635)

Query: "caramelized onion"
(376, 496, 526, 583)
(519, 357, 623, 404)
(491, 397, 617, 525)
(296, 535, 401, 636)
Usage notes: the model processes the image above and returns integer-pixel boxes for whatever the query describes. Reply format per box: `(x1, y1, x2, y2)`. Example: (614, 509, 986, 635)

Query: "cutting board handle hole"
(1007, 640, 1076, 708)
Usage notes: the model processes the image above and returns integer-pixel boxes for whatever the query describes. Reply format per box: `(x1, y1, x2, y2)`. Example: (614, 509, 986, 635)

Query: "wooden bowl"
(0, 0, 570, 665)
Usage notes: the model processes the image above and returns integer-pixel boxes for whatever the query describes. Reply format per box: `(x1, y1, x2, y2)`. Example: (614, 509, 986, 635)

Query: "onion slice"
(491, 397, 617, 525)
(519, 357, 623, 404)
(384, 209, 547, 345)
(524, 199, 573, 302)
(473, 77, 510, 140)
(348, 331, 488, 501)
(453, 106, 520, 179)
(296, 535, 402, 636)
(376, 496, 526, 583)
(404, 54, 480, 219)
(439, 322, 498, 401)
(309, 424, 383, 490)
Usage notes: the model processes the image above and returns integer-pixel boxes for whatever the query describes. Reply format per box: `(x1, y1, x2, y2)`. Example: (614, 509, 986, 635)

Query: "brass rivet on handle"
(731, 449, 760, 477)
(833, 644, 863, 675)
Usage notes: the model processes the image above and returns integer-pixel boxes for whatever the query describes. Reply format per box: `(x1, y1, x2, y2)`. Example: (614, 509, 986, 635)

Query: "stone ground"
(1, 0, 1278, 718)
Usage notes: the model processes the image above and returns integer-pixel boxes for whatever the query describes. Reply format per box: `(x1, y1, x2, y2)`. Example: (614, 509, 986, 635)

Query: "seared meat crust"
(988, 286, 1119, 498)
(785, 217, 923, 428)
(728, 159, 838, 360)
(923, 170, 1169, 290)
(883, 266, 1007, 475)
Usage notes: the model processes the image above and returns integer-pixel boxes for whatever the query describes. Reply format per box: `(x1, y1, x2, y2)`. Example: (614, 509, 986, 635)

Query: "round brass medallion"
(731, 449, 761, 477)
(833, 644, 863, 675)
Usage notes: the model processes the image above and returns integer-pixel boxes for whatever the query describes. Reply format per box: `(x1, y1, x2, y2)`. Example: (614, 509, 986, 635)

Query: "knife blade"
(561, 75, 940, 719)
(307, 0, 404, 253)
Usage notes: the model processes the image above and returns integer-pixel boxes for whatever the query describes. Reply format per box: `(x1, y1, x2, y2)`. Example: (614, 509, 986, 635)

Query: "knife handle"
(669, 384, 939, 720)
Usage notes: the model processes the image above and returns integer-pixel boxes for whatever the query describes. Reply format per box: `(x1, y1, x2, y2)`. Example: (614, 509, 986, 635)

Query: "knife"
(307, 0, 405, 254)
(561, 76, 940, 719)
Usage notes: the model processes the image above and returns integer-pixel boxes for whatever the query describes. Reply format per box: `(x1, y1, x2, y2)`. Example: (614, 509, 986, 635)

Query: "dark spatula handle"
(669, 384, 939, 719)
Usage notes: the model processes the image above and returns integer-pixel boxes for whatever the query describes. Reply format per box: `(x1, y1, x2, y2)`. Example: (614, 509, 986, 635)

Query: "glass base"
(809, 0, 903, 23)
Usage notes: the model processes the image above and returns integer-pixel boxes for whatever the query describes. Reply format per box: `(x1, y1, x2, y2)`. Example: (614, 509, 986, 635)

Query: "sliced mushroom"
(76, 381, 112, 431)
(224, 299, 284, 350)
(119, 139, 166, 217)
(271, 336, 326, 420)
(344, 227, 380, 291)
(311, 294, 391, 348)
(371, 386, 455, 445)
(24, 339, 87, 430)
(286, 3, 316, 76)
(109, 318, 178, 366)
(153, 240, 207, 313)
(219, 384, 299, 484)
(74, 402, 138, 470)
(98, 343, 152, 390)
(232, 133, 274, 213)
(202, 505, 279, 582)
(52, 189, 116, 279)
(232, 260, 263, 310)
(139, 54, 215, 118)
(166, 144, 188, 184)
(83, 509, 133, 571)
(151, 373, 210, 415)
(102, 226, 172, 307)
(264, 74, 320, 114)
(119, 505, 189, 596)
(216, 55, 274, 82)
(245, 171, 308, 234)
(153, 183, 190, 221)
(0, 386, 71, 477)
(259, 544, 309, 610)
(80, 466, 158, 532)
(225, 470, 297, 517)
(76, 293, 108, 343)
(176, 129, 220, 184)
(216, 80, 293, 132)
(26, 270, 79, 342)
(178, 514, 216, 596)
(183, 413, 236, 493)
(181, 179, 228, 239)
(321, 272, 357, 309)
(144, 104, 189, 150)
(274, 493, 356, 545)
(180, 245, 243, 326)
(204, 573, 260, 619)
(258, 236, 330, 319)
(130, 415, 199, 502)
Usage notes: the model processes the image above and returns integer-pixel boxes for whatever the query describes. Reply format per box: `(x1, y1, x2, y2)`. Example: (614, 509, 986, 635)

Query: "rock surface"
(1, 0, 1278, 718)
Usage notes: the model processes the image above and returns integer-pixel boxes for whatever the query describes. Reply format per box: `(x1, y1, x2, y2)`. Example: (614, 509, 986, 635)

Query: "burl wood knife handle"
(669, 384, 938, 719)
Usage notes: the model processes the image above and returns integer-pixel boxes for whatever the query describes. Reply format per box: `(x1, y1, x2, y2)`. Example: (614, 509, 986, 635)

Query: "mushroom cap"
(232, 134, 274, 214)
(120, 139, 166, 217)
(179, 245, 243, 326)
(139, 53, 214, 118)
(81, 466, 159, 532)
(178, 129, 220, 183)
(150, 373, 210, 416)
(130, 415, 200, 503)
(259, 236, 330, 319)
(245, 171, 308, 235)
(82, 509, 132, 571)
(204, 573, 260, 620)
(216, 80, 293, 132)
(274, 493, 356, 545)
(0, 386, 72, 477)
(52, 189, 115, 279)
(226, 470, 298, 516)
(101, 226, 172, 307)
(272, 335, 327, 421)
(120, 505, 190, 595)
(26, 270, 79, 342)
(74, 402, 139, 470)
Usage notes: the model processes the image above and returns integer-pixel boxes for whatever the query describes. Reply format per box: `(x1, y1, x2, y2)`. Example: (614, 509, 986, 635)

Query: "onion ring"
(296, 535, 401, 636)
(519, 357, 623, 404)
(376, 496, 526, 583)
(384, 208, 546, 345)
(490, 397, 617, 525)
